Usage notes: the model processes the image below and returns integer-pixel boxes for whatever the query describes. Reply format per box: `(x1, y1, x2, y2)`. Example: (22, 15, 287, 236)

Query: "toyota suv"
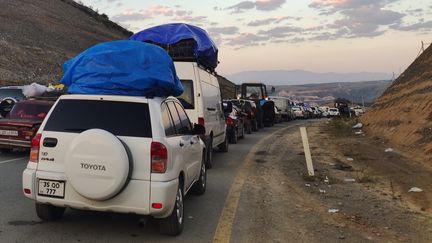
(22, 95, 207, 235)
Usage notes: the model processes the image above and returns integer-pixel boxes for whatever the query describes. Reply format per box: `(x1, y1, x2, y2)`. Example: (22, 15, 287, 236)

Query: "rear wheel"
(35, 203, 65, 221)
(190, 156, 206, 195)
(229, 129, 238, 144)
(218, 135, 229, 153)
(239, 125, 245, 139)
(252, 120, 258, 131)
(246, 123, 252, 134)
(158, 182, 184, 236)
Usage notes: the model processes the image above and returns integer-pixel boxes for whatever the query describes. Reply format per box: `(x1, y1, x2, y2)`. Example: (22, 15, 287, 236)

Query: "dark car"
(0, 99, 54, 152)
(223, 101, 246, 144)
(230, 99, 258, 133)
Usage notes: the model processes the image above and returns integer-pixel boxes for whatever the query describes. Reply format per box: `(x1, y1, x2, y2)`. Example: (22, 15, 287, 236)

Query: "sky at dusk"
(80, 0, 432, 76)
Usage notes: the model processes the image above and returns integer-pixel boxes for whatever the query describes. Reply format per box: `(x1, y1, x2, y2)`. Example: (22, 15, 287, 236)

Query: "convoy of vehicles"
(0, 23, 366, 237)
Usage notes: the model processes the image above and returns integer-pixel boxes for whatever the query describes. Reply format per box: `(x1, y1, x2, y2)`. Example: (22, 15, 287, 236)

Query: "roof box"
(60, 40, 183, 97)
(130, 23, 218, 71)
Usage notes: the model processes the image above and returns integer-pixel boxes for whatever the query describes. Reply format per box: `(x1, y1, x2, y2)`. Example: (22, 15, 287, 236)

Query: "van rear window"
(44, 99, 152, 137)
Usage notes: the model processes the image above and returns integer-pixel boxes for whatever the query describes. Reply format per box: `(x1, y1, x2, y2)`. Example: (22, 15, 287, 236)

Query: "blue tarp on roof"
(60, 40, 183, 97)
(129, 23, 218, 71)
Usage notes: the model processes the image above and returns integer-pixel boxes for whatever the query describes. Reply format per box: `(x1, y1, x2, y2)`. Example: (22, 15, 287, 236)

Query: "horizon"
(81, 0, 431, 77)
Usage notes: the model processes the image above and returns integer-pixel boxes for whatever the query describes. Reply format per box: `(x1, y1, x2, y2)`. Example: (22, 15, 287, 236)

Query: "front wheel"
(218, 134, 229, 153)
(36, 203, 65, 221)
(158, 183, 184, 236)
(206, 137, 213, 169)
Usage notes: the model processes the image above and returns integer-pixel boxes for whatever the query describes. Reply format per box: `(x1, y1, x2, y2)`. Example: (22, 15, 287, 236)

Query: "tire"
(158, 182, 184, 236)
(229, 129, 238, 144)
(190, 156, 206, 195)
(218, 135, 229, 153)
(35, 203, 65, 221)
(252, 120, 258, 131)
(205, 137, 213, 169)
(239, 125, 245, 139)
(1, 148, 12, 153)
(246, 124, 252, 134)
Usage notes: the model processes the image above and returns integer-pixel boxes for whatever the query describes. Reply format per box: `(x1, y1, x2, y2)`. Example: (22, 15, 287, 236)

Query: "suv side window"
(167, 102, 182, 135)
(173, 102, 192, 135)
(161, 103, 175, 136)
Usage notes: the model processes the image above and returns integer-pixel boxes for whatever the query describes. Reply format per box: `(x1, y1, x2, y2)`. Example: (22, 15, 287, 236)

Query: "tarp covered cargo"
(61, 40, 183, 97)
(129, 23, 218, 71)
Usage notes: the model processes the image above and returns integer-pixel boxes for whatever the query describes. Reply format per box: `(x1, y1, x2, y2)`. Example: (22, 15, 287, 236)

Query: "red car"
(0, 99, 54, 152)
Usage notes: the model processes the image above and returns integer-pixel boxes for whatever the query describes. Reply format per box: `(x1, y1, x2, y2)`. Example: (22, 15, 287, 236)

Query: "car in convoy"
(175, 62, 228, 167)
(328, 108, 341, 117)
(223, 101, 246, 144)
(292, 106, 305, 119)
(230, 99, 258, 133)
(0, 99, 54, 152)
(22, 95, 207, 236)
(269, 96, 292, 122)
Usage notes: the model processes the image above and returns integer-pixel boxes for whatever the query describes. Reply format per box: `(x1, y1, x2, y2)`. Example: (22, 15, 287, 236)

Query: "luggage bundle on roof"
(60, 40, 183, 97)
(130, 23, 219, 72)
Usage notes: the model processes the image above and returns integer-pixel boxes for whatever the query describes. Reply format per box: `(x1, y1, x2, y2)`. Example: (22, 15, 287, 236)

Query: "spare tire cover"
(65, 129, 130, 201)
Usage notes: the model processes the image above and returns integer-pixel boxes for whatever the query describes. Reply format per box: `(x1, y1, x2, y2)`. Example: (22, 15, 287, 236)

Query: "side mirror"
(0, 97, 17, 118)
(193, 123, 206, 135)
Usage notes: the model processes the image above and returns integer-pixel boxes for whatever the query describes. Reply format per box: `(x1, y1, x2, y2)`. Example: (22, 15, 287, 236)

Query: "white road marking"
(0, 157, 27, 165)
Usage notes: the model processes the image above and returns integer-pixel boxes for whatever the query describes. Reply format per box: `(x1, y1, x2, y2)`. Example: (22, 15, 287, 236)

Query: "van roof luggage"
(130, 23, 219, 72)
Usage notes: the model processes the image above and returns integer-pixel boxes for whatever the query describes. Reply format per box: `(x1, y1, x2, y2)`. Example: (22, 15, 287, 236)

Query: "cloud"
(226, 0, 286, 13)
(225, 33, 269, 47)
(173, 15, 207, 23)
(111, 5, 173, 22)
(208, 26, 239, 35)
(390, 20, 432, 31)
(309, 0, 405, 38)
(247, 16, 300, 26)
(258, 26, 303, 38)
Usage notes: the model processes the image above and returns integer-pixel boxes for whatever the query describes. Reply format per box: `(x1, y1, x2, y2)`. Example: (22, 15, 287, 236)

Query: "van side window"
(174, 102, 192, 134)
(167, 102, 182, 135)
(177, 80, 194, 109)
(161, 104, 175, 136)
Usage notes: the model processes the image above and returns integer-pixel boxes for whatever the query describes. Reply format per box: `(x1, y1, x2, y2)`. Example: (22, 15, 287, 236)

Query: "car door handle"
(207, 107, 216, 111)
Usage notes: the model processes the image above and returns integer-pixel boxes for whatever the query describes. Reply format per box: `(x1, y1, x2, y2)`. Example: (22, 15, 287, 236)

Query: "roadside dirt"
(231, 120, 432, 242)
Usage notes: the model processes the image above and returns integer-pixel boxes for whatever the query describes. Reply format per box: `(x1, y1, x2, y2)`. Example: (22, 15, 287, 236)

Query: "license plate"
(0, 130, 18, 136)
(38, 179, 65, 198)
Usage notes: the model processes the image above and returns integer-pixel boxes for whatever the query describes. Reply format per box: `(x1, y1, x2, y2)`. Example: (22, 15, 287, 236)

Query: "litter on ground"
(344, 178, 356, 182)
(408, 187, 423, 192)
(384, 148, 394, 152)
(328, 209, 339, 213)
(346, 157, 354, 161)
(352, 123, 363, 129)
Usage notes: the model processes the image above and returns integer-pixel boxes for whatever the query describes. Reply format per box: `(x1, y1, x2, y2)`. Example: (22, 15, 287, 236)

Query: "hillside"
(362, 44, 432, 160)
(271, 80, 391, 105)
(0, 0, 132, 85)
(227, 69, 392, 85)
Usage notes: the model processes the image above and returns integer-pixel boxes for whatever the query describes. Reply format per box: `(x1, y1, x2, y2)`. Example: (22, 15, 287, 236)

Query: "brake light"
(198, 117, 205, 126)
(30, 133, 41, 163)
(152, 203, 163, 209)
(151, 141, 167, 173)
(226, 117, 234, 126)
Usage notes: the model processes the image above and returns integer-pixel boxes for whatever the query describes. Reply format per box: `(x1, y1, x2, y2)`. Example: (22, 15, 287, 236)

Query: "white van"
(175, 62, 228, 168)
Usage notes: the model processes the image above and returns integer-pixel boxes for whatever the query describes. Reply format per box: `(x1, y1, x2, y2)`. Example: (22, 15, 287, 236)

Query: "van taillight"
(151, 141, 167, 173)
(30, 133, 42, 163)
(198, 117, 205, 126)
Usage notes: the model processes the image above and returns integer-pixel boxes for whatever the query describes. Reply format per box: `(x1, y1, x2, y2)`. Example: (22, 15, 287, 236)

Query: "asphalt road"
(0, 120, 306, 243)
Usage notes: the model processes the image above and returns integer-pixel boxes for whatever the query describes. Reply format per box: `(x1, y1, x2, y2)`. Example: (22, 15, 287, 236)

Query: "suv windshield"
(44, 99, 152, 137)
(177, 80, 194, 109)
(9, 101, 53, 120)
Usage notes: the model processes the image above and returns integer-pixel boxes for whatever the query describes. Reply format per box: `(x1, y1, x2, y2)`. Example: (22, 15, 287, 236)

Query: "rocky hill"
(362, 44, 432, 160)
(0, 0, 132, 85)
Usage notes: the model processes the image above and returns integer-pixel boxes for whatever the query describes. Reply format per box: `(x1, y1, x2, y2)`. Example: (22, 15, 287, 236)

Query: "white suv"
(22, 95, 207, 235)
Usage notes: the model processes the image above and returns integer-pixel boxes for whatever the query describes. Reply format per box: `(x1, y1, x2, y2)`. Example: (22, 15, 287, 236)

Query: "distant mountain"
(226, 69, 392, 85)
(270, 80, 392, 105)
